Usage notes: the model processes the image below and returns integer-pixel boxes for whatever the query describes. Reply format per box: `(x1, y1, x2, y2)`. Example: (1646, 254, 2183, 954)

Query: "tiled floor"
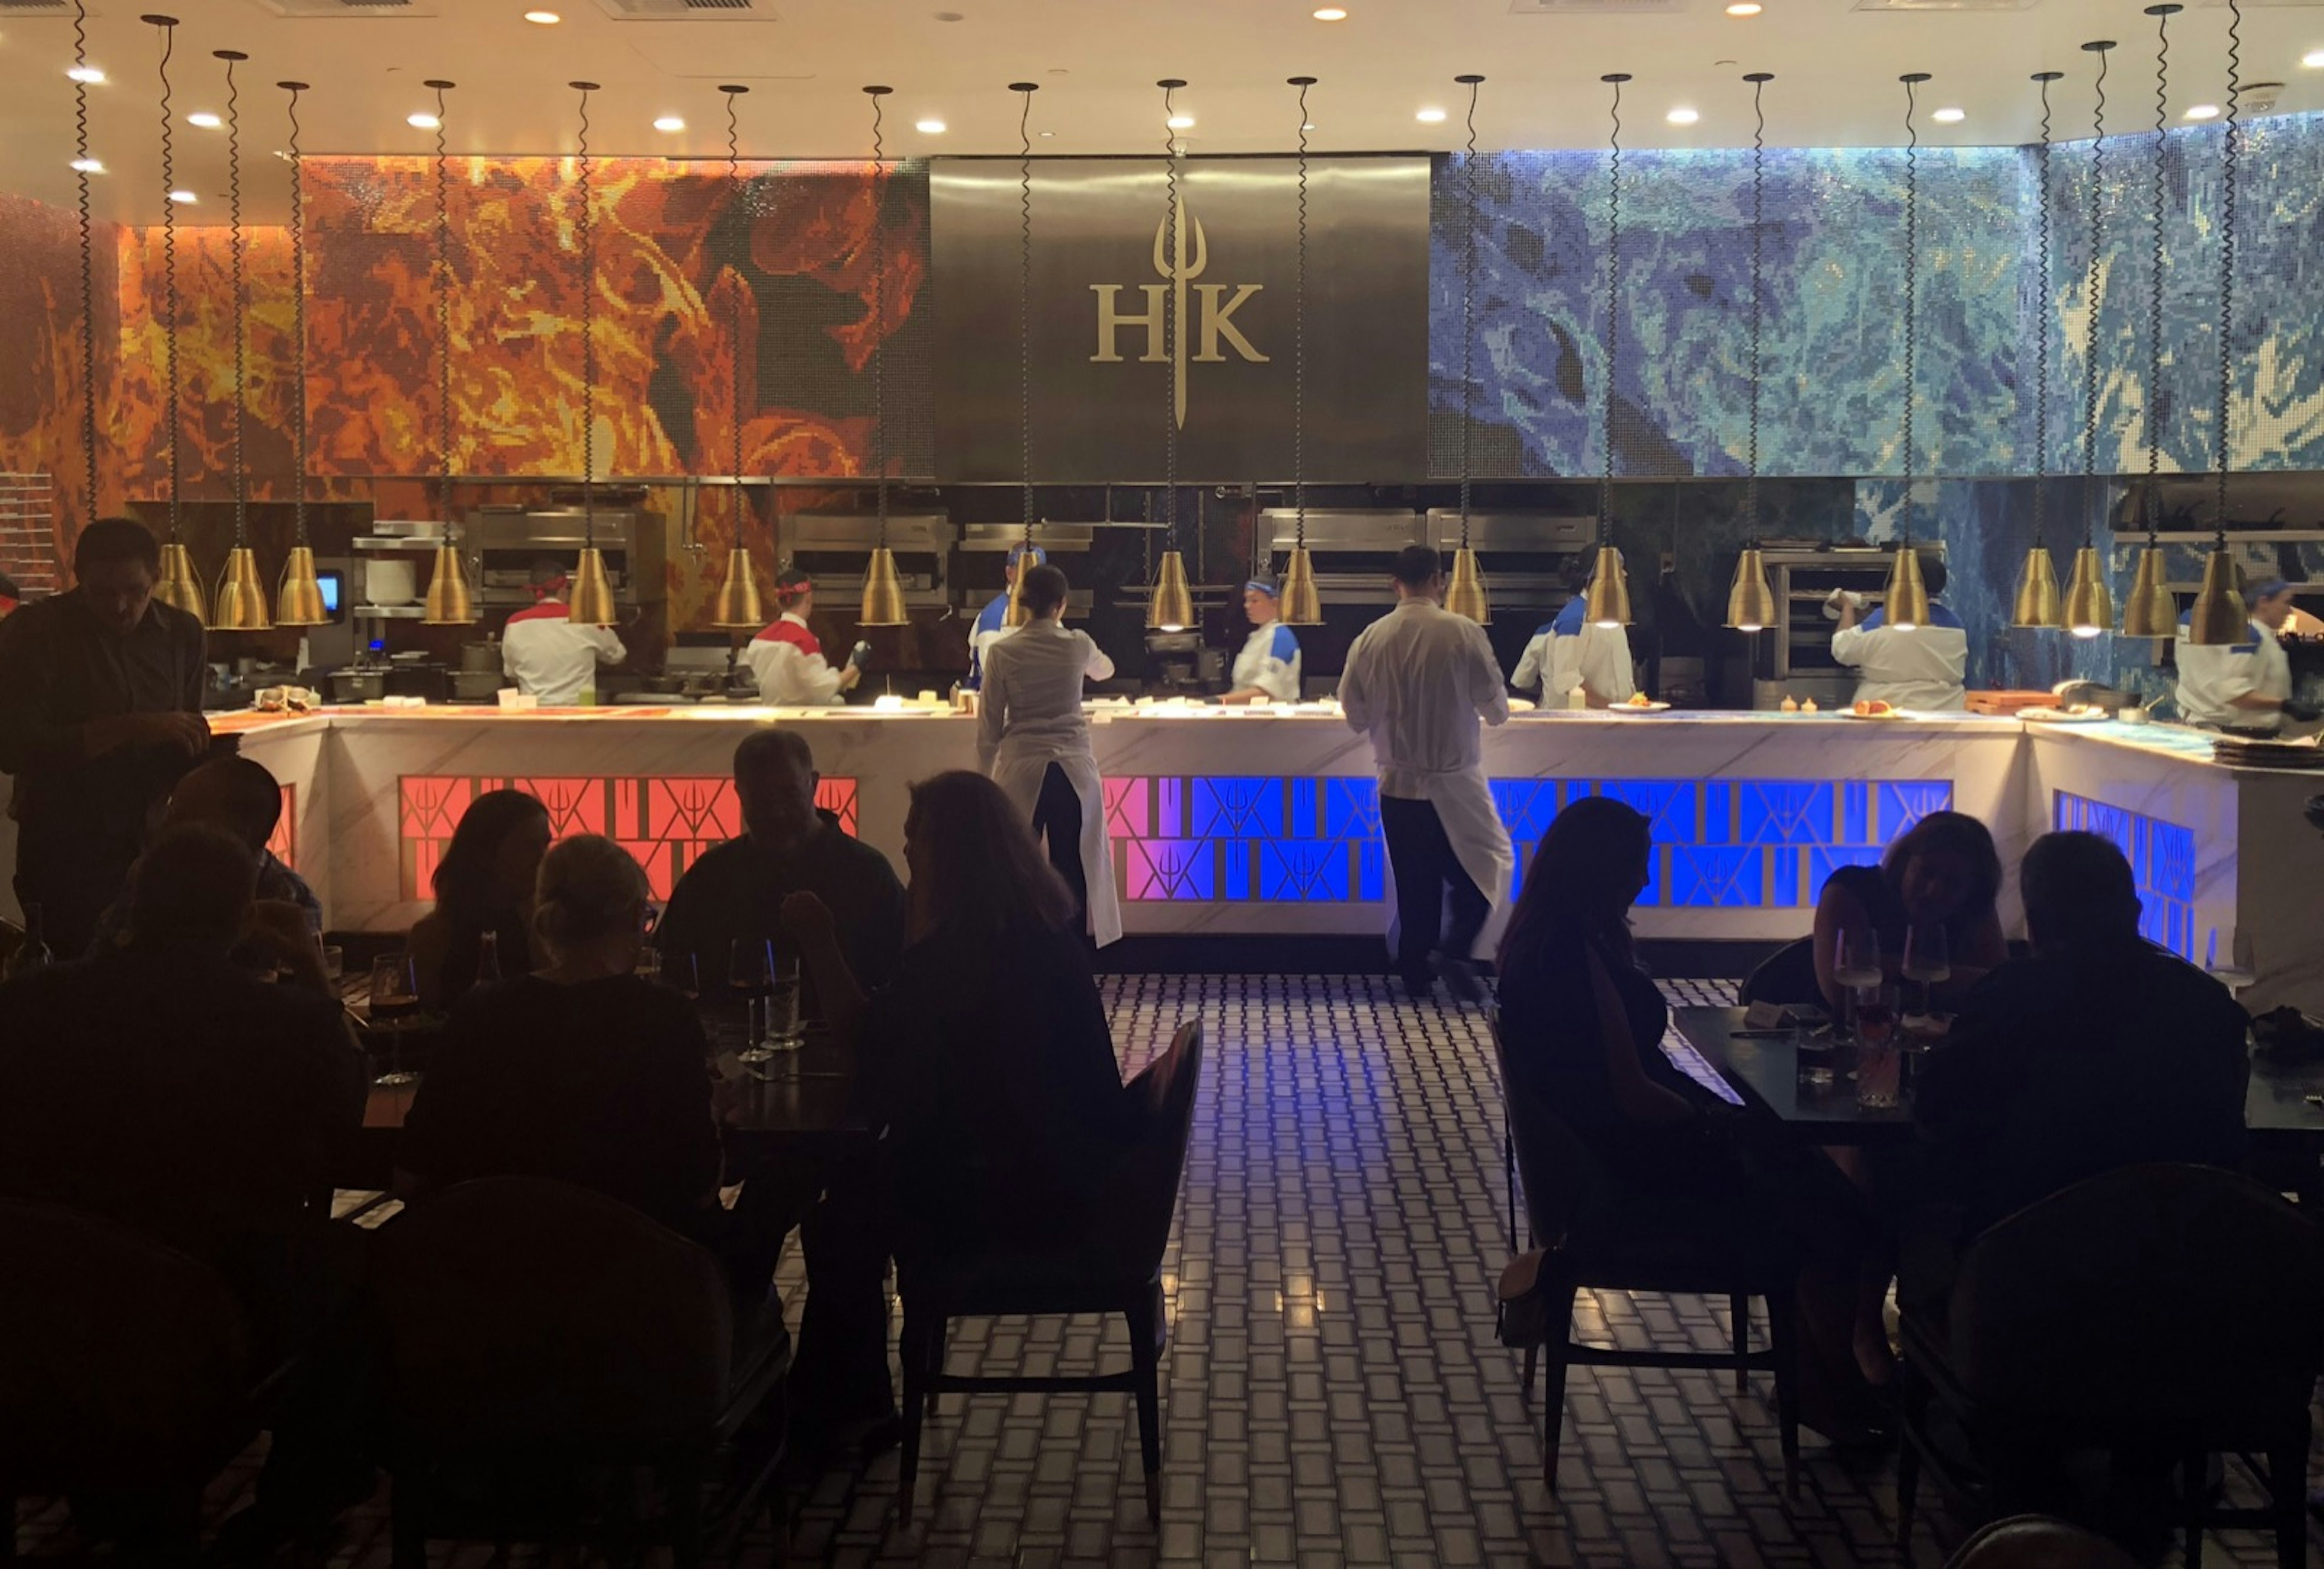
(15, 973, 2324, 1566)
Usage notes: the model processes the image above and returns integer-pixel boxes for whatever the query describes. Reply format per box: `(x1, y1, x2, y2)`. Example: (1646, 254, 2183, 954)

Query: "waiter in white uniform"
(1221, 577, 1302, 705)
(1511, 592, 1635, 707)
(977, 562, 1121, 947)
(1339, 544, 1515, 1004)
(502, 559, 626, 706)
(741, 570, 861, 707)
(967, 543, 1045, 690)
(2176, 579, 2306, 731)
(1830, 553, 1968, 711)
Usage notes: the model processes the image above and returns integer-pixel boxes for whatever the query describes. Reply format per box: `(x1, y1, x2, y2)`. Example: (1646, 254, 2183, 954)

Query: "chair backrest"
(0, 1198, 252, 1485)
(374, 1176, 734, 1449)
(1943, 1515, 2141, 1569)
(1493, 1021, 1615, 1252)
(1738, 935, 1819, 1008)
(1950, 1162, 2324, 1428)
(1114, 1021, 1205, 1275)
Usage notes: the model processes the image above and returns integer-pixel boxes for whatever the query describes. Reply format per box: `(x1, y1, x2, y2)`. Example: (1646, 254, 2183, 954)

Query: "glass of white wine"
(1901, 922, 1951, 1021)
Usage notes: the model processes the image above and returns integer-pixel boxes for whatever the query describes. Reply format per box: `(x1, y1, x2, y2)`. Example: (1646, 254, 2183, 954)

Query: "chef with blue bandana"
(1511, 577, 1636, 708)
(2176, 579, 2307, 731)
(1221, 577, 1303, 705)
(967, 543, 1045, 690)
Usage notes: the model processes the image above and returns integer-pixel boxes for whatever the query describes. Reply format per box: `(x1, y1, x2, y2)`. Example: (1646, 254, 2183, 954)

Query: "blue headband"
(1245, 580, 1279, 597)
(2254, 579, 2292, 600)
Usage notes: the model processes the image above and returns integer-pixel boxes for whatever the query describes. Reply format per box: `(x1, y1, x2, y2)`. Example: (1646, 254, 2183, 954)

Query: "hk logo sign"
(1090, 189, 1268, 430)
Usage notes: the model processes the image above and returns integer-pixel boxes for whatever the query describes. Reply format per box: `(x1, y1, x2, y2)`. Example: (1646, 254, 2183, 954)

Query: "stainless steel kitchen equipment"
(1749, 544, 1948, 711)
(464, 504, 668, 614)
(787, 513, 956, 612)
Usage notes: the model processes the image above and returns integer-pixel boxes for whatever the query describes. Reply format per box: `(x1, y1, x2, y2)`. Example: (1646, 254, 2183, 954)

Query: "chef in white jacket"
(502, 558, 626, 705)
(1830, 553, 1968, 711)
(1338, 544, 1515, 1004)
(1510, 591, 1635, 707)
(2176, 579, 2303, 731)
(967, 543, 1045, 690)
(1221, 578, 1302, 705)
(741, 570, 861, 707)
(977, 562, 1121, 947)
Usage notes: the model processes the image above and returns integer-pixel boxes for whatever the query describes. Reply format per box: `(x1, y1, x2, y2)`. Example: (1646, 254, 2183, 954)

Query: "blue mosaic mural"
(2052, 789, 2198, 958)
(1106, 774, 1952, 910)
(1431, 113, 2324, 480)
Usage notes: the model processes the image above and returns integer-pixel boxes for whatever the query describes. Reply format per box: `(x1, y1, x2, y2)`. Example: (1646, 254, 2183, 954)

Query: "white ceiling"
(1, 0, 2317, 225)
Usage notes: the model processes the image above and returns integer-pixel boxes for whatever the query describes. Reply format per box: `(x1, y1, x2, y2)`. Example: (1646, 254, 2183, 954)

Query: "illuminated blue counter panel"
(2052, 790, 2198, 958)
(1105, 775, 1955, 909)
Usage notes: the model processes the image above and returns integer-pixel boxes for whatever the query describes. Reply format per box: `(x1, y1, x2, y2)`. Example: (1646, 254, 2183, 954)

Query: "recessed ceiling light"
(1313, 5, 1350, 18)
(1039, 129, 1055, 137)
(523, 8, 561, 21)
(70, 157, 105, 174)
(1416, 107, 1448, 123)
(187, 111, 223, 129)
(407, 112, 440, 130)
(915, 117, 948, 133)
(168, 189, 197, 205)
(2183, 102, 2221, 120)
(1302, 121, 1318, 131)
(653, 115, 685, 132)
(1932, 107, 1966, 123)
(1167, 113, 1195, 130)
(67, 66, 106, 85)
(1725, 2, 1762, 14)
(1666, 106, 1700, 125)
(2302, 48, 2324, 68)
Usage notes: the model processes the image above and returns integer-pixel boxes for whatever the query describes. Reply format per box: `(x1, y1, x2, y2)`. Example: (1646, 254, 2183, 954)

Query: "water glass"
(367, 952, 422, 1088)
(762, 953, 804, 1052)
(730, 937, 778, 1064)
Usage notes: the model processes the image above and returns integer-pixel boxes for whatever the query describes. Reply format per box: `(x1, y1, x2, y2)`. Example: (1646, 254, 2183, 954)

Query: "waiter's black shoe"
(1441, 958, 1487, 1007)
(1399, 966, 1437, 1001)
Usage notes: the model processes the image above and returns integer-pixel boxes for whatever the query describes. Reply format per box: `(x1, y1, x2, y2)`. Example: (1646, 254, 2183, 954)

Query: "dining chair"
(1896, 1163, 2324, 1568)
(1494, 1033, 1800, 1496)
(0, 1198, 286, 1564)
(1942, 1514, 2141, 1568)
(372, 1176, 792, 1568)
(1738, 934, 1819, 1008)
(894, 1019, 1206, 1527)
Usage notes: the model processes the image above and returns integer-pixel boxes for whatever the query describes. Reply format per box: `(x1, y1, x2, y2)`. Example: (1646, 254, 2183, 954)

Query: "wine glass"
(1902, 923, 1952, 1019)
(730, 936, 776, 1064)
(1831, 922, 1883, 1044)
(657, 949, 701, 1002)
(367, 952, 422, 1088)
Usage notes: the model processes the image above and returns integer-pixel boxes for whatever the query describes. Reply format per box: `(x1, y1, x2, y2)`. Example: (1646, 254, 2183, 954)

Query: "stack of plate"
(2212, 737, 2324, 770)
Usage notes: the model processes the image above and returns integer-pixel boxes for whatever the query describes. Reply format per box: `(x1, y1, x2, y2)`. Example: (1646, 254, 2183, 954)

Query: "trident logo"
(1090, 186, 1267, 429)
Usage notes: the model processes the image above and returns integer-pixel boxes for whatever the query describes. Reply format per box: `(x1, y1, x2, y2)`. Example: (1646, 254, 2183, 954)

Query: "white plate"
(1609, 700, 1673, 713)
(2020, 706, 2107, 723)
(1840, 709, 1912, 721)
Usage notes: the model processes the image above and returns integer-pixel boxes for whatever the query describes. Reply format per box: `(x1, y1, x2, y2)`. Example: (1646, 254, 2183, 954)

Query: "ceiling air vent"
(251, 0, 438, 15)
(1509, 0, 1684, 12)
(0, 1, 74, 12)
(592, 0, 774, 16)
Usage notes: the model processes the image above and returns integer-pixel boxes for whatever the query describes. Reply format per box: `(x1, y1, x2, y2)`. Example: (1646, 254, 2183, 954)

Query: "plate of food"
(1610, 694, 1672, 712)
(1841, 699, 1911, 721)
(2019, 704, 2107, 723)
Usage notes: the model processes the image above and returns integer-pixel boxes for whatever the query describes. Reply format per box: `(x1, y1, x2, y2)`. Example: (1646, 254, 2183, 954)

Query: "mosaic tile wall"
(2051, 789, 2199, 958)
(396, 774, 858, 903)
(1106, 774, 1952, 909)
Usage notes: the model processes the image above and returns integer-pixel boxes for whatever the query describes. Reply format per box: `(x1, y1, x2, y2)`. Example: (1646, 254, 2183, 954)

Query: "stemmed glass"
(1831, 921, 1883, 1043)
(656, 950, 701, 1002)
(367, 952, 422, 1088)
(1902, 923, 1951, 1021)
(730, 937, 777, 1065)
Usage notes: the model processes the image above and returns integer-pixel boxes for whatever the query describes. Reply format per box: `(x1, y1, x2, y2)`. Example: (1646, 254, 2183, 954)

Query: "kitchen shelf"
(352, 605, 430, 619)
(352, 536, 451, 551)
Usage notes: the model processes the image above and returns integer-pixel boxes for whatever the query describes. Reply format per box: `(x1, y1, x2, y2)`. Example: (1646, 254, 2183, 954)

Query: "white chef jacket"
(1339, 599, 1517, 957)
(1511, 597, 1635, 705)
(2176, 616, 2291, 731)
(741, 613, 845, 706)
(1232, 620, 1302, 703)
(501, 600, 625, 706)
(967, 592, 1018, 690)
(1831, 604, 1968, 711)
(978, 619, 1121, 946)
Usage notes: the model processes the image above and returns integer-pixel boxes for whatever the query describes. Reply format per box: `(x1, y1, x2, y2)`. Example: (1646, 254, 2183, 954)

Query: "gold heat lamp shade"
(2117, 545, 2178, 640)
(2184, 547, 2249, 647)
(859, 547, 910, 628)
(211, 546, 274, 633)
(2011, 545, 2063, 630)
(1145, 550, 1194, 633)
(1445, 546, 1491, 625)
(154, 542, 208, 626)
(1279, 546, 1324, 627)
(1724, 548, 1777, 632)
(566, 547, 619, 627)
(1882, 546, 1931, 632)
(1002, 563, 1034, 630)
(1582, 544, 1631, 628)
(2062, 545, 2113, 640)
(711, 547, 765, 630)
(421, 543, 478, 625)
(274, 545, 329, 627)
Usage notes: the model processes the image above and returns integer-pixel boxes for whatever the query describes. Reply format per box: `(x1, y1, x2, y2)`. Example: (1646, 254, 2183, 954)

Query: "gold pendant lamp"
(2012, 71, 2067, 630)
(2118, 8, 2182, 640)
(1879, 73, 1934, 638)
(565, 81, 617, 628)
(1278, 76, 1324, 627)
(147, 18, 205, 624)
(419, 81, 476, 625)
(1724, 73, 1778, 634)
(2185, 2, 2248, 646)
(1143, 79, 1195, 634)
(1584, 73, 1632, 630)
(855, 85, 910, 629)
(209, 49, 271, 633)
(1280, 545, 1322, 628)
(272, 82, 327, 626)
(707, 87, 766, 633)
(2064, 39, 2117, 639)
(1003, 553, 1034, 628)
(1443, 73, 1492, 625)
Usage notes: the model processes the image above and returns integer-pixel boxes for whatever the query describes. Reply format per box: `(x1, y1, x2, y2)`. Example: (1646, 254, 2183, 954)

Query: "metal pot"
(459, 640, 501, 674)
(329, 668, 386, 704)
(451, 670, 505, 702)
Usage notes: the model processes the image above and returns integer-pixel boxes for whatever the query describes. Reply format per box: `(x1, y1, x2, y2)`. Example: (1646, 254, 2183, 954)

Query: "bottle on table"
(4, 904, 52, 984)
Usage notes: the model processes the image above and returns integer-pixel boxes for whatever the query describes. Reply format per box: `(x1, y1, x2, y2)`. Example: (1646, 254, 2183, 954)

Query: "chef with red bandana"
(742, 570, 863, 707)
(501, 558, 626, 705)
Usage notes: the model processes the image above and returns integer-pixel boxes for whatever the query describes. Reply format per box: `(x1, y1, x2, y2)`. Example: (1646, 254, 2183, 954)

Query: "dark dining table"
(1671, 1005, 2324, 1154)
